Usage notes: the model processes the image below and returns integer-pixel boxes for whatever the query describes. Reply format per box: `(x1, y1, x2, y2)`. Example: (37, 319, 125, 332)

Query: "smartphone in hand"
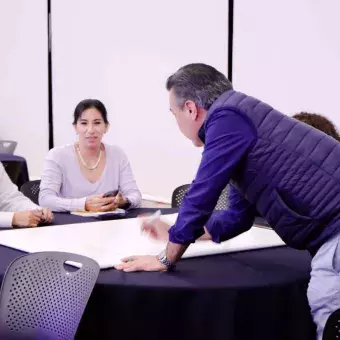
(103, 189, 119, 198)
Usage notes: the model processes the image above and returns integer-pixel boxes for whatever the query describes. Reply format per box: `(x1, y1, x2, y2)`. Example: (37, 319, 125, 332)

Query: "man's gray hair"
(166, 63, 233, 110)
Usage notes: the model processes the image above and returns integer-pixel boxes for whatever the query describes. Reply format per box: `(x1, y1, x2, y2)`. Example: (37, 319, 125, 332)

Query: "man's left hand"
(114, 255, 167, 272)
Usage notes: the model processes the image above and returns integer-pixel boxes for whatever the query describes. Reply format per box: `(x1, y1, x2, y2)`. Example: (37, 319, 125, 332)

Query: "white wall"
(233, 0, 340, 126)
(3, 0, 338, 192)
(0, 0, 49, 178)
(51, 0, 229, 201)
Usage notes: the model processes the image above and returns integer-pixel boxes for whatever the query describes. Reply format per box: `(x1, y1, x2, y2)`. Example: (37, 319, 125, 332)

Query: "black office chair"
(323, 308, 340, 340)
(1, 161, 22, 186)
(171, 184, 229, 210)
(20, 180, 41, 205)
(0, 140, 17, 154)
(0, 251, 100, 340)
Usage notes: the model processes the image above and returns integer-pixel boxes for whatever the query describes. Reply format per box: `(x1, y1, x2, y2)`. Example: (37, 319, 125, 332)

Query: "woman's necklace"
(76, 143, 102, 171)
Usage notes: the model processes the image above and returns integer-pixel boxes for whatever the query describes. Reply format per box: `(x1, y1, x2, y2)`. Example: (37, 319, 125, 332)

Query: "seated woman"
(292, 112, 340, 141)
(39, 99, 142, 212)
(0, 163, 53, 227)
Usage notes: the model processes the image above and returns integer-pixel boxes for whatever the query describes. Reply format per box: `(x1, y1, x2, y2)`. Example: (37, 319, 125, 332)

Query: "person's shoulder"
(207, 108, 255, 131)
(46, 144, 74, 162)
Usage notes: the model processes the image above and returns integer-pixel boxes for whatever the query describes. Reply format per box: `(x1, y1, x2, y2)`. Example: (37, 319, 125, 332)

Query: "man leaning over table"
(0, 163, 53, 228)
(115, 63, 340, 340)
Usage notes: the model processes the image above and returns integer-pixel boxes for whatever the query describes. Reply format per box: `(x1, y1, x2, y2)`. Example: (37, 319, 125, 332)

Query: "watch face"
(157, 250, 173, 269)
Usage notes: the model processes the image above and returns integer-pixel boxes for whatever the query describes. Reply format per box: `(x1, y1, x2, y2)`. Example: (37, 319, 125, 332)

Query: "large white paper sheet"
(0, 214, 285, 269)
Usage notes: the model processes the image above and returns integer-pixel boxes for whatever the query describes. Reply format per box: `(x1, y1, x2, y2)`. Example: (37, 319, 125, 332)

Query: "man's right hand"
(12, 210, 43, 228)
(141, 217, 212, 242)
(140, 218, 171, 241)
(85, 194, 118, 212)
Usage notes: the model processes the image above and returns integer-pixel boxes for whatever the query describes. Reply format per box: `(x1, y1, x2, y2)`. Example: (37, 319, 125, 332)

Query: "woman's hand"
(114, 193, 130, 209)
(85, 194, 118, 212)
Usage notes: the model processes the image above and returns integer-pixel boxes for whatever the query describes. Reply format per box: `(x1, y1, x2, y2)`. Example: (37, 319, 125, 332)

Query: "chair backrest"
(0, 141, 17, 154)
(323, 308, 340, 340)
(20, 180, 41, 205)
(171, 184, 229, 210)
(0, 252, 100, 340)
(171, 184, 190, 208)
(1, 161, 22, 186)
(0, 155, 29, 189)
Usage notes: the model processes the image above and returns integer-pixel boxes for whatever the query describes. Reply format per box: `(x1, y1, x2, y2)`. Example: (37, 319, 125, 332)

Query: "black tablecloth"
(0, 153, 29, 188)
(49, 208, 179, 226)
(0, 209, 316, 339)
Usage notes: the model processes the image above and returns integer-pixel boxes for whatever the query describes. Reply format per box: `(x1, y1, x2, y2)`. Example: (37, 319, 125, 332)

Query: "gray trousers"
(308, 232, 340, 340)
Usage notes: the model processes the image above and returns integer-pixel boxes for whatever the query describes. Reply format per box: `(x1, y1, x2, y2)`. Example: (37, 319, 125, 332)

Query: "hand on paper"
(115, 242, 188, 272)
(114, 255, 167, 272)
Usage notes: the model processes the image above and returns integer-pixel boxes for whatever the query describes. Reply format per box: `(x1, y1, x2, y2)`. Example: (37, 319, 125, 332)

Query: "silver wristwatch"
(157, 250, 174, 270)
